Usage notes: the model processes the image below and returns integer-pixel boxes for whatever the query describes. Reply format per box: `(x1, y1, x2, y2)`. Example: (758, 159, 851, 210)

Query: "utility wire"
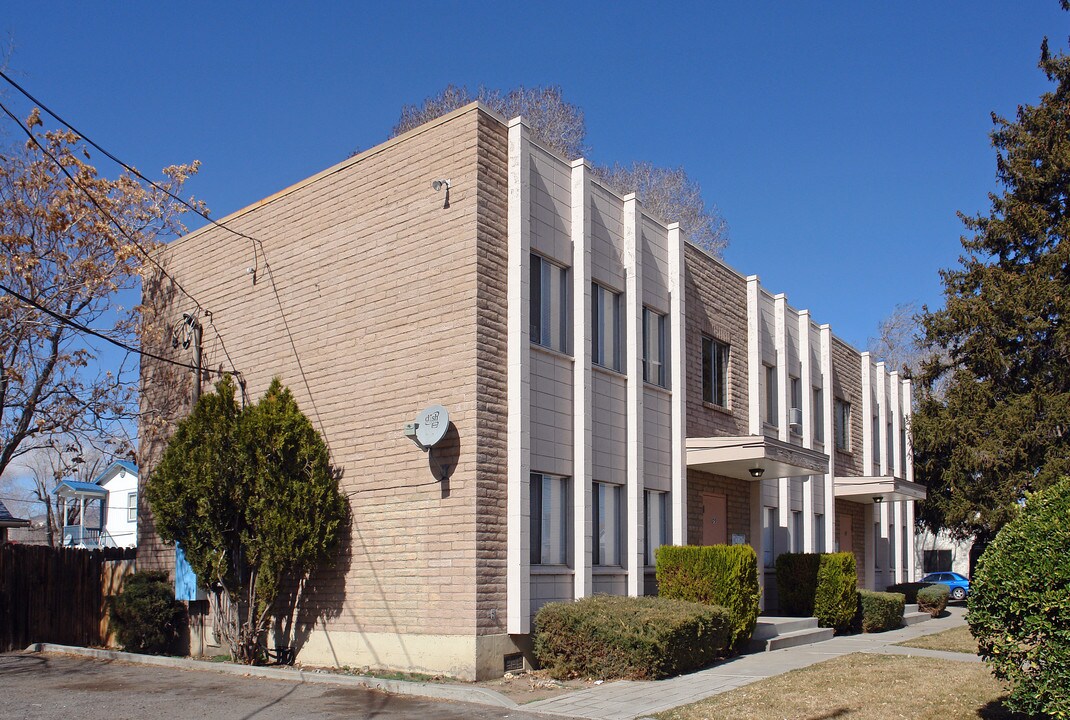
(0, 281, 235, 377)
(0, 95, 207, 314)
(0, 69, 263, 276)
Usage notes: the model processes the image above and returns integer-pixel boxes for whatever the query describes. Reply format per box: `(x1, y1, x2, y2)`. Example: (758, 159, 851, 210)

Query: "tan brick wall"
(835, 498, 866, 588)
(684, 245, 749, 438)
(686, 470, 751, 545)
(830, 337, 864, 476)
(140, 105, 507, 640)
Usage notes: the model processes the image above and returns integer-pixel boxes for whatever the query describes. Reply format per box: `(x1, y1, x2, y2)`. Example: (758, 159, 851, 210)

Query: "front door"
(702, 493, 727, 545)
(838, 515, 853, 553)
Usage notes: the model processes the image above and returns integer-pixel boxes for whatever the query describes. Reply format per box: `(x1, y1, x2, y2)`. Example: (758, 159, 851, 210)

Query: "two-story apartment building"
(139, 101, 924, 680)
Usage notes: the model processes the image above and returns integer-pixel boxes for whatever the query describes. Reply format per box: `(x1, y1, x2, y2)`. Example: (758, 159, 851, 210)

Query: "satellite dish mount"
(403, 405, 451, 481)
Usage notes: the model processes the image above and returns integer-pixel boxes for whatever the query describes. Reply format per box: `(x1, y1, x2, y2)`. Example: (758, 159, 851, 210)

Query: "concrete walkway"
(524, 605, 971, 720)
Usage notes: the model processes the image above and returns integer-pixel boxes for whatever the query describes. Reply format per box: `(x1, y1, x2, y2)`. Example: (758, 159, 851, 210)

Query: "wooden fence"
(0, 544, 137, 653)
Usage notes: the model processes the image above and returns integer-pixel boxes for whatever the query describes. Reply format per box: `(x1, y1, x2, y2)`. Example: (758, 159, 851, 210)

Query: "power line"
(0, 95, 207, 314)
(0, 69, 264, 276)
(0, 280, 236, 378)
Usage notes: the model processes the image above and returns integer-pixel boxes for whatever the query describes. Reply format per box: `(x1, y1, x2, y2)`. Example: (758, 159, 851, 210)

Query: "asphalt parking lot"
(0, 652, 555, 720)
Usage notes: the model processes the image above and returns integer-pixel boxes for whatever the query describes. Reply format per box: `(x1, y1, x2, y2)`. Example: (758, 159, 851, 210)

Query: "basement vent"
(503, 653, 524, 673)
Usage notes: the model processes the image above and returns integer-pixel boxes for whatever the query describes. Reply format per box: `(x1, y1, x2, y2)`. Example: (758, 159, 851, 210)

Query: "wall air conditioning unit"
(789, 407, 803, 432)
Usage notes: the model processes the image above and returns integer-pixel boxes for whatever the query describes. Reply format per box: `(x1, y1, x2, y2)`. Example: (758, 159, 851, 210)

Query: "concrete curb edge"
(24, 643, 520, 709)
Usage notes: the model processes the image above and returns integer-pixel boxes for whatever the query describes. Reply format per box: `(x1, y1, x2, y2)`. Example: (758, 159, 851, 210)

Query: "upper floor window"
(592, 282, 622, 371)
(813, 387, 825, 443)
(529, 254, 570, 353)
(835, 398, 851, 451)
(872, 414, 881, 473)
(765, 365, 778, 427)
(126, 492, 137, 523)
(530, 473, 570, 565)
(886, 419, 894, 470)
(702, 337, 729, 406)
(642, 308, 667, 387)
(789, 377, 802, 433)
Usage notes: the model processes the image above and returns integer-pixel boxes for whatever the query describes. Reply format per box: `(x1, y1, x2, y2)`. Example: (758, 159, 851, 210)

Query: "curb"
(24, 643, 519, 709)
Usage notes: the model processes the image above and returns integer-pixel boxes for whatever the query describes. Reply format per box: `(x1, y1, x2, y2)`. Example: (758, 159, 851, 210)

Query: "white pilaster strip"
(890, 371, 902, 479)
(799, 311, 814, 552)
(820, 324, 835, 553)
(506, 118, 532, 634)
(894, 500, 905, 584)
(861, 352, 874, 477)
(746, 276, 761, 436)
(906, 498, 917, 582)
(667, 223, 687, 547)
(571, 159, 593, 599)
(623, 195, 644, 597)
(774, 295, 790, 551)
(903, 378, 914, 484)
(877, 362, 888, 477)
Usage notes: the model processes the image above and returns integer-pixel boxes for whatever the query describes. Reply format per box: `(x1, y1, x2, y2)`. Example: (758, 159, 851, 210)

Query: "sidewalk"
(524, 605, 971, 720)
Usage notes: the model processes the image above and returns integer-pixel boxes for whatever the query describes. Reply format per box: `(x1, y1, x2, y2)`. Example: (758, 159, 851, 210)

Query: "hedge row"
(857, 590, 905, 633)
(533, 595, 731, 680)
(886, 582, 935, 604)
(655, 544, 760, 652)
(916, 584, 949, 617)
(775, 552, 858, 631)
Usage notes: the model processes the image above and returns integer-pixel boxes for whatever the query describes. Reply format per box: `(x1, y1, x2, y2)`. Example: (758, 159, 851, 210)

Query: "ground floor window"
(762, 507, 776, 568)
(530, 473, 569, 565)
(594, 482, 622, 566)
(791, 510, 803, 553)
(644, 490, 668, 565)
(814, 513, 826, 553)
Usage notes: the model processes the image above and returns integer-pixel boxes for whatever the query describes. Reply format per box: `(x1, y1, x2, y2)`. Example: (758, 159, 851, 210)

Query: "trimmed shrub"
(775, 552, 858, 632)
(886, 582, 936, 604)
(533, 595, 731, 680)
(915, 584, 949, 617)
(856, 590, 905, 633)
(813, 553, 858, 632)
(109, 571, 183, 654)
(967, 477, 1070, 718)
(656, 544, 760, 652)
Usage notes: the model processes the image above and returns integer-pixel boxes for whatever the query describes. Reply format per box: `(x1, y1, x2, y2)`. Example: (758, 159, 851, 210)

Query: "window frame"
(529, 253, 571, 354)
(642, 307, 668, 387)
(813, 387, 825, 443)
(593, 481, 622, 566)
(762, 506, 777, 568)
(530, 473, 570, 566)
(834, 398, 851, 451)
(701, 336, 729, 407)
(765, 365, 778, 427)
(126, 492, 137, 523)
(591, 282, 622, 371)
(643, 489, 669, 566)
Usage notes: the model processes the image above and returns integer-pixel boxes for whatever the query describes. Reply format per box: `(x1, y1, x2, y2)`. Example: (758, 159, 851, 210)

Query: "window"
(900, 427, 908, 474)
(789, 377, 802, 433)
(593, 482, 622, 565)
(702, 337, 729, 406)
(762, 507, 776, 568)
(644, 490, 668, 565)
(792, 511, 803, 553)
(886, 419, 894, 470)
(530, 473, 569, 565)
(642, 308, 667, 387)
(529, 254, 570, 353)
(591, 282, 621, 371)
(872, 415, 881, 474)
(888, 523, 896, 569)
(765, 365, 778, 426)
(813, 388, 825, 443)
(834, 399, 851, 451)
(814, 514, 826, 553)
(126, 492, 137, 523)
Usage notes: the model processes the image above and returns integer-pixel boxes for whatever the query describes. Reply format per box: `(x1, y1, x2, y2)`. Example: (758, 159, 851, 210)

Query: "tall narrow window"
(814, 513, 826, 553)
(765, 365, 778, 427)
(886, 419, 894, 470)
(835, 399, 851, 451)
(789, 377, 802, 433)
(792, 510, 803, 553)
(593, 482, 622, 566)
(642, 308, 667, 387)
(530, 473, 569, 565)
(872, 414, 881, 474)
(900, 427, 907, 474)
(644, 490, 668, 566)
(529, 254, 570, 353)
(889, 523, 896, 569)
(126, 492, 137, 523)
(762, 507, 777, 568)
(702, 337, 729, 406)
(813, 387, 825, 443)
(591, 282, 621, 371)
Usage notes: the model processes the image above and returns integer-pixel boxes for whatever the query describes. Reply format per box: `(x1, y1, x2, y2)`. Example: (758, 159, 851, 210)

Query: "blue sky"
(2, 1, 1066, 351)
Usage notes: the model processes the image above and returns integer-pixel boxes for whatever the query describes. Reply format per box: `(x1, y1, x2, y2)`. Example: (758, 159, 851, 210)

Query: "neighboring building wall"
(100, 466, 138, 548)
(916, 529, 973, 577)
(141, 104, 514, 679)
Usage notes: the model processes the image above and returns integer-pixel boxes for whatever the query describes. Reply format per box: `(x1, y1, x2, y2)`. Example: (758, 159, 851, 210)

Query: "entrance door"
(702, 493, 727, 545)
(838, 515, 853, 553)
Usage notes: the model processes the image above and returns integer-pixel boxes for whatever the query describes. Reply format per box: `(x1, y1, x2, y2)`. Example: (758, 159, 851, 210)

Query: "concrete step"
(904, 603, 919, 614)
(752, 616, 819, 641)
(763, 626, 835, 651)
(901, 611, 931, 626)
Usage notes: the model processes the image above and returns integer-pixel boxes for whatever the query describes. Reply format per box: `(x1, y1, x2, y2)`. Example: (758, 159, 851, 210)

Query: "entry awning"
(834, 475, 926, 503)
(53, 480, 107, 498)
(686, 435, 829, 481)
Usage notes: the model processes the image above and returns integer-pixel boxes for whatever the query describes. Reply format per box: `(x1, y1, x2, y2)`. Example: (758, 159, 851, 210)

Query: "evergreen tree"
(914, 29, 1070, 548)
(147, 376, 346, 664)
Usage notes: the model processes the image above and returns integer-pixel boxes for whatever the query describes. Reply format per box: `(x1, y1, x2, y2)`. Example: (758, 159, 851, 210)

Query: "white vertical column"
(746, 276, 761, 436)
(506, 118, 532, 634)
(879, 500, 891, 589)
(861, 352, 873, 476)
(906, 498, 917, 582)
(623, 195, 644, 597)
(571, 159, 592, 599)
(773, 295, 790, 551)
(894, 500, 905, 584)
(667, 223, 687, 546)
(890, 371, 902, 479)
(799, 311, 814, 552)
(820, 325, 835, 553)
(877, 362, 888, 477)
(751, 482, 765, 610)
(903, 378, 914, 484)
(903, 377, 916, 582)
(864, 502, 876, 590)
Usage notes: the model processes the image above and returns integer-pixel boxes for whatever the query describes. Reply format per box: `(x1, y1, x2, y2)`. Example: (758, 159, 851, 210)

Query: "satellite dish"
(414, 405, 449, 449)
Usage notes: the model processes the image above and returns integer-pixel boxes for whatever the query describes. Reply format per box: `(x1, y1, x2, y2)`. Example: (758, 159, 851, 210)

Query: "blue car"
(921, 571, 970, 601)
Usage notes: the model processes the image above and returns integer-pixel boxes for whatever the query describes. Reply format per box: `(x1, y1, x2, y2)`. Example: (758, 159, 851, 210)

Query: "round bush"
(967, 477, 1070, 718)
(110, 571, 183, 654)
(915, 584, 949, 617)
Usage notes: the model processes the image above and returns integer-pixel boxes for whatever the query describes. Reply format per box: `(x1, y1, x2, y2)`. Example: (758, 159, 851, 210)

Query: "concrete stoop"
(748, 616, 834, 653)
(901, 603, 932, 627)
